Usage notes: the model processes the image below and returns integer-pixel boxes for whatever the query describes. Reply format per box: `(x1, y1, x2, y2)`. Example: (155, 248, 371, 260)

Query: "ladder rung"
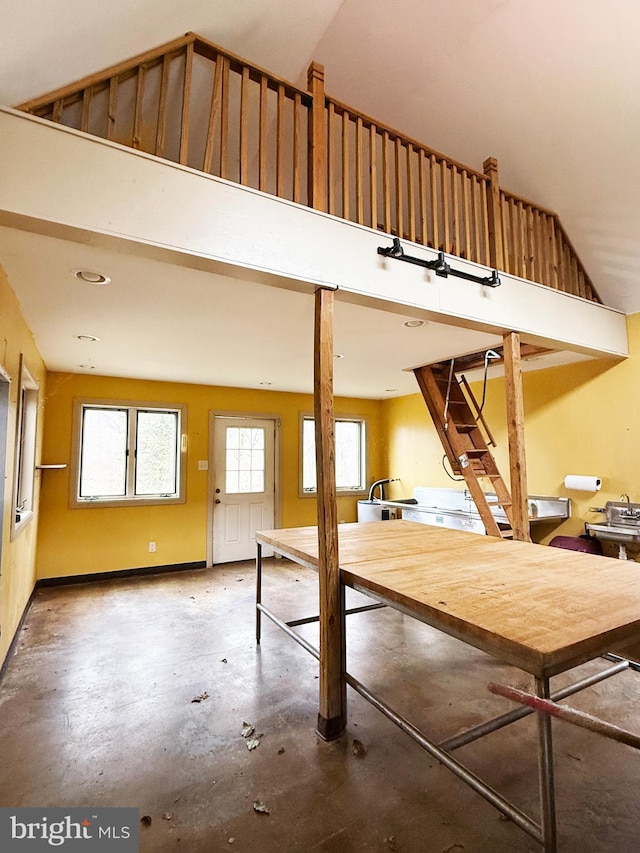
(487, 500, 512, 507)
(465, 449, 488, 458)
(452, 423, 477, 433)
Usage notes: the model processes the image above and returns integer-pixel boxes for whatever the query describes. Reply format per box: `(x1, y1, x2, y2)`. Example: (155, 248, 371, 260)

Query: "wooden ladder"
(414, 362, 514, 539)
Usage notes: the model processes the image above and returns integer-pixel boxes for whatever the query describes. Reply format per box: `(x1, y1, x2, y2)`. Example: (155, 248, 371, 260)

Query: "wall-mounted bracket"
(377, 238, 501, 287)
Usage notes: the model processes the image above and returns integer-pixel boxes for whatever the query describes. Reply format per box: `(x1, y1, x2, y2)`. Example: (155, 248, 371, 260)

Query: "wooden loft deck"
(17, 32, 600, 305)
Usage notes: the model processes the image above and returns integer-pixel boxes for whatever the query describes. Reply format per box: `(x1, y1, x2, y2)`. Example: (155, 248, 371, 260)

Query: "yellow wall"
(0, 267, 47, 668)
(37, 373, 384, 579)
(382, 313, 640, 555)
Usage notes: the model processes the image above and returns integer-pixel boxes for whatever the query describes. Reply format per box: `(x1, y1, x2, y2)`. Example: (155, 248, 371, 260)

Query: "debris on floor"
(352, 738, 367, 757)
(191, 692, 209, 703)
(221, 658, 228, 663)
(246, 738, 261, 751)
(162, 812, 173, 821)
(442, 844, 464, 852)
(253, 800, 270, 815)
(241, 722, 255, 738)
(140, 815, 152, 827)
(277, 747, 285, 755)
(384, 836, 397, 850)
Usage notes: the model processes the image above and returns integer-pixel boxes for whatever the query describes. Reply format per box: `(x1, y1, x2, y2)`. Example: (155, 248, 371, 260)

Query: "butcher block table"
(255, 520, 640, 851)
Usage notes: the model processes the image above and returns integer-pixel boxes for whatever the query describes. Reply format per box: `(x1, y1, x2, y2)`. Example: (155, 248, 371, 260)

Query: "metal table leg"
(256, 543, 262, 645)
(536, 676, 557, 853)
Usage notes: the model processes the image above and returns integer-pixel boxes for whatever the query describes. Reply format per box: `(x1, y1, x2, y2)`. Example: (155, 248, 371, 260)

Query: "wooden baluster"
(239, 66, 250, 185)
(482, 156, 504, 270)
(369, 123, 378, 230)
(395, 136, 404, 238)
(52, 98, 63, 124)
(342, 109, 350, 220)
(440, 160, 451, 253)
(155, 58, 169, 157)
(407, 143, 416, 242)
(518, 201, 527, 278)
(80, 87, 92, 134)
(307, 62, 327, 212)
(327, 102, 336, 215)
(418, 149, 428, 246)
(500, 192, 510, 273)
(276, 84, 285, 197)
(471, 175, 481, 263)
(356, 115, 364, 224)
(548, 216, 559, 289)
(203, 57, 222, 174)
(526, 205, 535, 280)
(293, 92, 301, 203)
(219, 57, 230, 179)
(104, 84, 115, 140)
(480, 178, 490, 265)
(462, 170, 471, 260)
(430, 154, 439, 250)
(535, 210, 545, 285)
(507, 197, 517, 275)
(382, 131, 391, 233)
(572, 255, 581, 297)
(451, 165, 460, 256)
(179, 42, 194, 166)
(132, 67, 145, 149)
(259, 76, 268, 192)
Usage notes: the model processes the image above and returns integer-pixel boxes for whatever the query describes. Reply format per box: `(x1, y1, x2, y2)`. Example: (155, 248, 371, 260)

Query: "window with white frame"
(71, 399, 186, 507)
(12, 356, 39, 538)
(301, 415, 367, 494)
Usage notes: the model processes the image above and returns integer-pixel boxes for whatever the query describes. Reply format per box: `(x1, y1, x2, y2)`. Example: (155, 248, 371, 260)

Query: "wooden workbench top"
(256, 521, 640, 677)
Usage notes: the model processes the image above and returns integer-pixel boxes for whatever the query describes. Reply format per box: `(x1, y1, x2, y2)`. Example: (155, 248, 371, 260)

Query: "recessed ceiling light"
(403, 319, 425, 328)
(73, 269, 111, 285)
(334, 353, 344, 359)
(76, 334, 100, 342)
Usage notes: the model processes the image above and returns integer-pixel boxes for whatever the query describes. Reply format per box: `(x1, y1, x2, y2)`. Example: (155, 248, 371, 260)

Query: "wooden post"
(483, 156, 505, 271)
(307, 62, 327, 212)
(314, 286, 345, 739)
(503, 332, 530, 542)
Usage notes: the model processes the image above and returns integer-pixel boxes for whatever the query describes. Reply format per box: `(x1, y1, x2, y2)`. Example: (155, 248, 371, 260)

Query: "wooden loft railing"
(17, 32, 601, 304)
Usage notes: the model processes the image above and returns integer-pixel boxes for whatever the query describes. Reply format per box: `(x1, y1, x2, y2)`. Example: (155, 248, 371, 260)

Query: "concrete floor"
(1, 559, 639, 852)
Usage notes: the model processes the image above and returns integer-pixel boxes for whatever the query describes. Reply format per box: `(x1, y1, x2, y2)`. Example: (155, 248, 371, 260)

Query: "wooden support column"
(314, 286, 346, 740)
(503, 332, 530, 542)
(483, 156, 505, 271)
(307, 62, 327, 213)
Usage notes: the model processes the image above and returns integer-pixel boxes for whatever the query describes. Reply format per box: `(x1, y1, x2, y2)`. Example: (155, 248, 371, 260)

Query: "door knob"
(215, 498, 221, 504)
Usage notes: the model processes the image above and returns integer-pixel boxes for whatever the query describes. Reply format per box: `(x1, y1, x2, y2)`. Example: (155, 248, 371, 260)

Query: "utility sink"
(586, 501, 640, 550)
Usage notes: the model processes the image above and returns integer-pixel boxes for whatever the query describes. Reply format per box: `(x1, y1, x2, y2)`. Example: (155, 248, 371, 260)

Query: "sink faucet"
(619, 494, 640, 519)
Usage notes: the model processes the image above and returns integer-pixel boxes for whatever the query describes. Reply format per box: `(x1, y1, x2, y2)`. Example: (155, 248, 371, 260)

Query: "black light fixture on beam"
(377, 238, 501, 287)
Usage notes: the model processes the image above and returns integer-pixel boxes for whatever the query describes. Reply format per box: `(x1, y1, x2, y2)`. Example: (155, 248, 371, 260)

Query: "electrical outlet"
(149, 541, 156, 553)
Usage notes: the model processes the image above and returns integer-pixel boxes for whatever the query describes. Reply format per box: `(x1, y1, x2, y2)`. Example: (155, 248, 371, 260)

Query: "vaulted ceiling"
(1, 0, 637, 395)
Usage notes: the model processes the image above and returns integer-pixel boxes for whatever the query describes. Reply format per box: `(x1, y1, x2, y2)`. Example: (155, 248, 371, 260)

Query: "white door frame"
(207, 410, 282, 567)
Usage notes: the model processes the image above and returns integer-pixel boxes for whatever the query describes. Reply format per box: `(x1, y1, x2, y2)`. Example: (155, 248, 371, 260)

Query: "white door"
(212, 416, 275, 563)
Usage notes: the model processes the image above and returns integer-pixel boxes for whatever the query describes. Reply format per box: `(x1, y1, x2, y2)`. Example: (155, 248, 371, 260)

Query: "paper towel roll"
(564, 475, 602, 492)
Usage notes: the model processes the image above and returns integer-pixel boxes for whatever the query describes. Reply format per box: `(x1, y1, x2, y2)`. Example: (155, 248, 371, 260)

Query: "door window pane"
(226, 426, 266, 493)
(80, 408, 128, 496)
(135, 410, 178, 495)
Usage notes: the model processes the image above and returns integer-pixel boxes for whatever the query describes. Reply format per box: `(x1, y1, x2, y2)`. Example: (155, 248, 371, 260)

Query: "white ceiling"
(1, 0, 635, 396)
